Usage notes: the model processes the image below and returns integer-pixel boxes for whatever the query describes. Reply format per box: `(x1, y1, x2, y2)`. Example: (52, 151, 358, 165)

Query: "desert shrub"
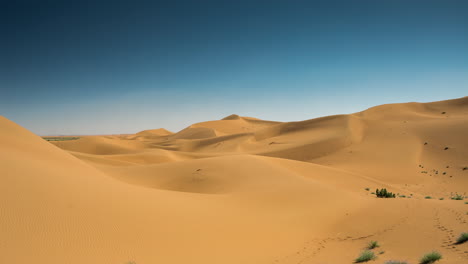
(355, 250, 376, 263)
(365, 187, 370, 191)
(425, 196, 432, 199)
(439, 198, 444, 200)
(399, 195, 406, 198)
(419, 251, 442, 264)
(385, 261, 407, 264)
(450, 193, 464, 200)
(376, 188, 396, 198)
(367, 240, 379, 249)
(455, 232, 468, 244)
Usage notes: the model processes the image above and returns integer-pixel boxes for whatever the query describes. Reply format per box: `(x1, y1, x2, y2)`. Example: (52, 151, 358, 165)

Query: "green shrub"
(367, 240, 379, 249)
(455, 232, 468, 244)
(375, 188, 396, 198)
(439, 198, 444, 200)
(355, 250, 376, 263)
(385, 261, 407, 264)
(450, 193, 464, 200)
(419, 251, 442, 264)
(425, 196, 432, 199)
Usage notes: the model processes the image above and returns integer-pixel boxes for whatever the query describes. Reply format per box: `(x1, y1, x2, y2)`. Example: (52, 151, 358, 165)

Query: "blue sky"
(2, 0, 467, 135)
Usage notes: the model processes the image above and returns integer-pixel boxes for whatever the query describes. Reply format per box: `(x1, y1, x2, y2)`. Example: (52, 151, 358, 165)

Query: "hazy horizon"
(2, 0, 467, 135)
(30, 96, 467, 136)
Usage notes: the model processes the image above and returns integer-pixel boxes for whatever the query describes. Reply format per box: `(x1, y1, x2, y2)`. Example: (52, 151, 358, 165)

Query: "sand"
(1, 97, 467, 263)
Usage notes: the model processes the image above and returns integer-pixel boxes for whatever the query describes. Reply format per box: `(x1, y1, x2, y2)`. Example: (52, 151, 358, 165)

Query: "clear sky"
(2, 0, 467, 135)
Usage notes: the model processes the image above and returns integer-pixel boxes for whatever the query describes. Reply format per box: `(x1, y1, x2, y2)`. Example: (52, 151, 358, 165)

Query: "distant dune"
(1, 97, 468, 264)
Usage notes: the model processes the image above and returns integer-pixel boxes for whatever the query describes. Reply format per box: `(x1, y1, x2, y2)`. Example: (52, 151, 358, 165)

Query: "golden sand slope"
(1, 97, 468, 264)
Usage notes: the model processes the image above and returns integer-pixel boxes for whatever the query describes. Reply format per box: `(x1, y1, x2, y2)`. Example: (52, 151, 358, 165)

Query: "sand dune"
(135, 128, 173, 137)
(1, 97, 468, 263)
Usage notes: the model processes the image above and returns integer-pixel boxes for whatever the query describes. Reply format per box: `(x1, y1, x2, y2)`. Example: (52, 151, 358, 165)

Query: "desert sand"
(1, 97, 467, 264)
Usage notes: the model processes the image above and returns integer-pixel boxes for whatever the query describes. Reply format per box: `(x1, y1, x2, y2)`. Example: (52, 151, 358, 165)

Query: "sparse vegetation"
(365, 187, 370, 191)
(455, 232, 468, 244)
(367, 240, 379, 249)
(355, 250, 376, 263)
(444, 147, 449, 150)
(379, 250, 385, 255)
(450, 193, 464, 200)
(43, 137, 80, 141)
(385, 261, 407, 264)
(425, 196, 432, 199)
(376, 188, 396, 198)
(399, 195, 406, 198)
(439, 198, 444, 200)
(419, 251, 442, 264)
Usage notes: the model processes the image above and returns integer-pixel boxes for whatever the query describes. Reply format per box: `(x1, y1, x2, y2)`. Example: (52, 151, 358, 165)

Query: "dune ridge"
(1, 97, 468, 263)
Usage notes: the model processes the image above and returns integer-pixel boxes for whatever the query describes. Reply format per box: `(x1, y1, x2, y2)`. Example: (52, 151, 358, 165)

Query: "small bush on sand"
(385, 261, 407, 264)
(419, 251, 442, 264)
(367, 240, 379, 249)
(425, 196, 432, 199)
(450, 193, 464, 200)
(376, 188, 396, 198)
(355, 250, 376, 263)
(455, 232, 468, 244)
